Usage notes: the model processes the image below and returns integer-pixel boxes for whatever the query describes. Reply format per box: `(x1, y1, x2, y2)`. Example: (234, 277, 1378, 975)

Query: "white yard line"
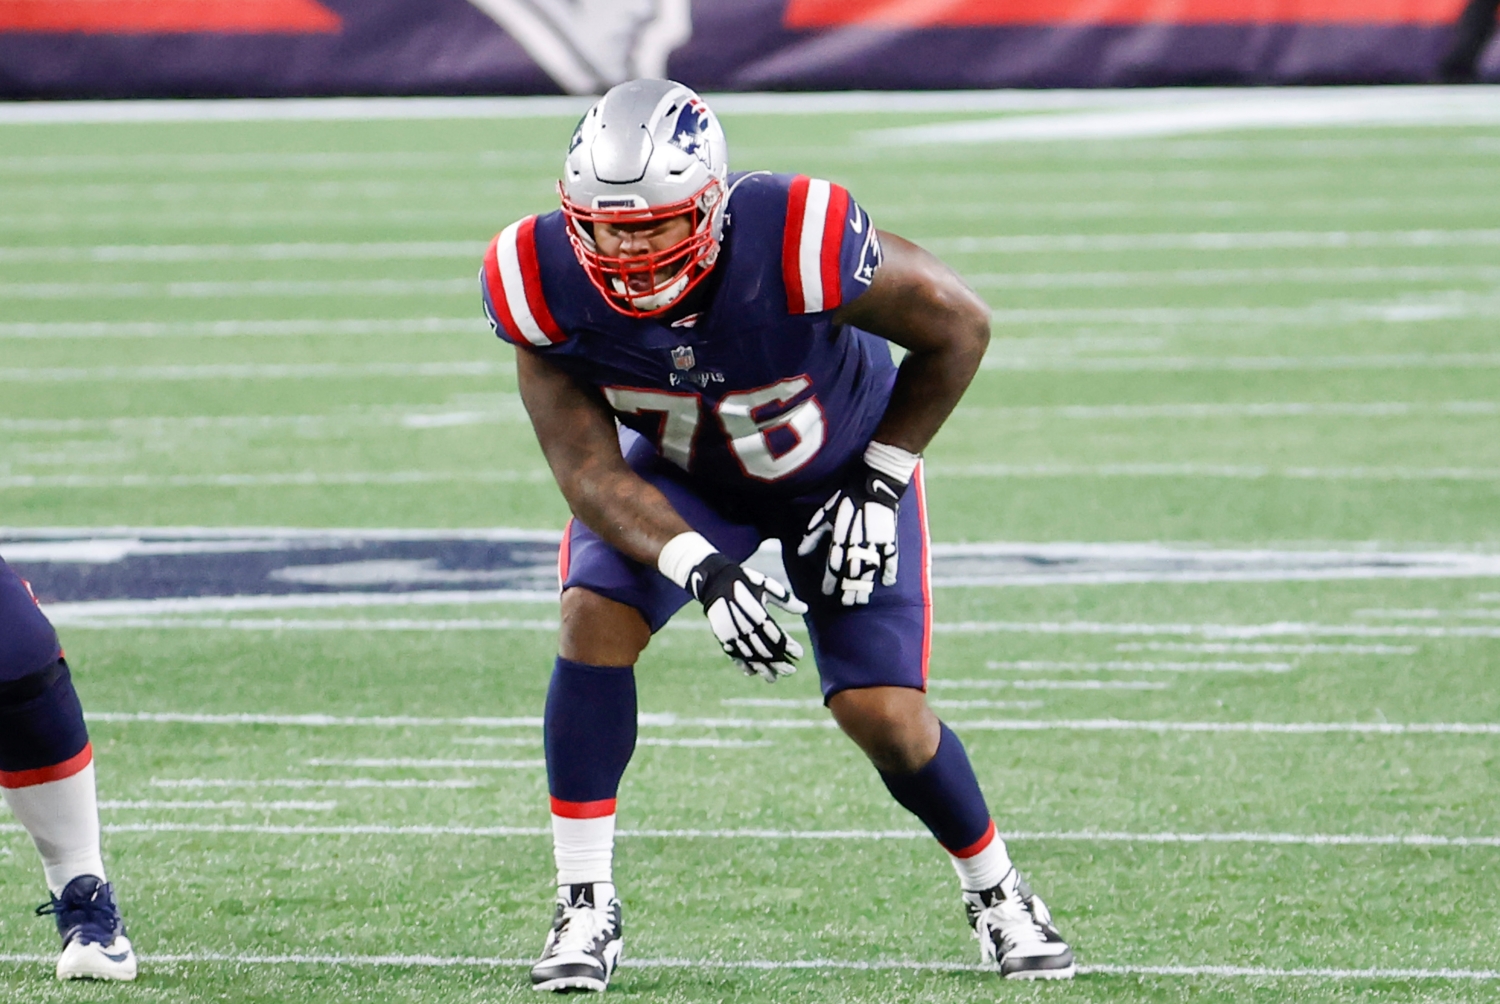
(1, 471, 551, 491)
(929, 463, 1500, 482)
(955, 401, 1500, 421)
(986, 660, 1293, 672)
(1116, 642, 1417, 655)
(0, 949, 1493, 980)
(0, 278, 474, 300)
(81, 711, 1500, 735)
(982, 305, 1500, 327)
(0, 318, 487, 339)
(0, 361, 503, 382)
(637, 738, 775, 748)
(939, 621, 1500, 639)
(0, 242, 486, 263)
(2, 408, 526, 435)
(1357, 608, 1500, 619)
(930, 679, 1168, 691)
(149, 778, 482, 789)
(979, 355, 1500, 373)
(99, 800, 336, 811)
(4, 822, 1499, 851)
(305, 758, 544, 769)
(450, 737, 542, 747)
(927, 228, 1500, 253)
(965, 265, 1500, 289)
(929, 700, 1047, 710)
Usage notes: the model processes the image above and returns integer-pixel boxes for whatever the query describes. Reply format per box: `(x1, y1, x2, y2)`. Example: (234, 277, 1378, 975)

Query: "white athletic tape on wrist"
(657, 531, 718, 590)
(863, 441, 920, 483)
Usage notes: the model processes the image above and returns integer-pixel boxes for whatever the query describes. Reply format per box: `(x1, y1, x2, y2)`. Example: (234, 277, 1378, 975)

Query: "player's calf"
(0, 659, 135, 982)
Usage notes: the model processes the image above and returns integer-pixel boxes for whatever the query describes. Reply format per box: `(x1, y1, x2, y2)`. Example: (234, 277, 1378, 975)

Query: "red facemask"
(560, 179, 723, 318)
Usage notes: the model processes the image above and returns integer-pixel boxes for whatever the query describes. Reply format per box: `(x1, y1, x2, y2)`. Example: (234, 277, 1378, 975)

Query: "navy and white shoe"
(36, 875, 137, 982)
(964, 869, 1075, 980)
(531, 883, 623, 993)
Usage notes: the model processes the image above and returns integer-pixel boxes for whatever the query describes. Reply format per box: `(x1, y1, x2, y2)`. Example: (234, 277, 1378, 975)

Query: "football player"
(0, 556, 135, 981)
(479, 79, 1074, 991)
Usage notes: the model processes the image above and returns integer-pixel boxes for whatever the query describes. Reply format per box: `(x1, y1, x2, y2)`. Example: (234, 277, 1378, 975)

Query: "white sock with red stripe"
(948, 822, 1012, 892)
(2, 761, 106, 895)
(552, 811, 615, 886)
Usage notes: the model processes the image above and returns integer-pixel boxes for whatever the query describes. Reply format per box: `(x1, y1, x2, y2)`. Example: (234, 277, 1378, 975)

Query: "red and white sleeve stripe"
(782, 175, 852, 314)
(482, 215, 565, 347)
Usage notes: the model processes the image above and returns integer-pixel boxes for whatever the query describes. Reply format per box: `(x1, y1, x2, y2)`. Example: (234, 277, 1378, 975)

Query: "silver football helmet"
(560, 78, 729, 317)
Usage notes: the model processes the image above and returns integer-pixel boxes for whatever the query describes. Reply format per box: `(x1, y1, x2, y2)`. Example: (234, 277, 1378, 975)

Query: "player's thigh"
(779, 472, 932, 701)
(557, 456, 764, 640)
(0, 557, 63, 682)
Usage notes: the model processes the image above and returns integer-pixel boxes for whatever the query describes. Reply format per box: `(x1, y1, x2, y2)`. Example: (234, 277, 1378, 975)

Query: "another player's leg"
(530, 586, 647, 993)
(0, 561, 135, 981)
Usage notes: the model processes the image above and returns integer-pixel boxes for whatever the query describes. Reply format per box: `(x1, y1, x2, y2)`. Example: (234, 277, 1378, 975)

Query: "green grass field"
(2, 100, 1499, 1002)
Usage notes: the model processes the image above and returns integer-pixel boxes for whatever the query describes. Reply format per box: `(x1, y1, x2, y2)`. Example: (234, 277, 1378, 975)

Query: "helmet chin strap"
(610, 269, 692, 312)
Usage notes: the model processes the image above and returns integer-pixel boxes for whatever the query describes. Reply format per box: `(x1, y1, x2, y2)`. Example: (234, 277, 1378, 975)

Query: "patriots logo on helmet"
(669, 101, 713, 165)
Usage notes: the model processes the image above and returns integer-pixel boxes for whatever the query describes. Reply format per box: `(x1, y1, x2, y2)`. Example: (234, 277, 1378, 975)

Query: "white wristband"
(864, 441, 920, 483)
(657, 531, 719, 589)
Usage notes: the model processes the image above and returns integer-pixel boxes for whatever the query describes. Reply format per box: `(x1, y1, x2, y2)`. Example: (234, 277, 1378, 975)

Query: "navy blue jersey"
(481, 172, 891, 501)
(0, 556, 62, 681)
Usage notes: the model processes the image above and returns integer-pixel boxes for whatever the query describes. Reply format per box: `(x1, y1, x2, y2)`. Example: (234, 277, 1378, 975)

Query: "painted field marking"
(1116, 642, 1418, 655)
(929, 463, 1500, 482)
(986, 660, 1293, 673)
(0, 948, 1494, 980)
(1476, 593, 1500, 602)
(2, 407, 527, 436)
(929, 699, 1047, 710)
(0, 318, 488, 339)
(82, 711, 1500, 735)
(306, 758, 543, 769)
(98, 800, 336, 811)
(1356, 608, 1500, 619)
(0, 242, 487, 263)
(450, 737, 541, 747)
(0, 278, 475, 300)
(955, 401, 1500, 421)
(149, 778, 482, 790)
(0, 150, 556, 173)
(5, 822, 1499, 850)
(978, 355, 1500, 373)
(926, 228, 1500, 254)
(50, 617, 1500, 641)
(929, 679, 1168, 691)
(982, 303, 1500, 328)
(637, 738, 775, 749)
(1, 471, 551, 492)
(965, 264, 1500, 289)
(0, 361, 504, 383)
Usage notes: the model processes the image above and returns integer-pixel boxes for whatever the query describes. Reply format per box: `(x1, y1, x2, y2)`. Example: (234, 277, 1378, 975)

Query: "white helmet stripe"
(797, 178, 832, 314)
(496, 220, 554, 347)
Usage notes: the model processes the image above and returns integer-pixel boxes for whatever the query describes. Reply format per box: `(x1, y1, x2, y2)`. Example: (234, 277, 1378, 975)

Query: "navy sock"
(878, 722, 993, 855)
(544, 657, 637, 812)
(0, 660, 90, 776)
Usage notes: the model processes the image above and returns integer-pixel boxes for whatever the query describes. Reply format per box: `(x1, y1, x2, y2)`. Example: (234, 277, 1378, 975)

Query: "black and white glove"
(797, 441, 919, 606)
(658, 532, 808, 683)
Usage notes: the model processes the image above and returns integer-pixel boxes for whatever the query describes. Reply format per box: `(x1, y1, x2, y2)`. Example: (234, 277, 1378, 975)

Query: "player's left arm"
(831, 230, 991, 453)
(799, 232, 990, 605)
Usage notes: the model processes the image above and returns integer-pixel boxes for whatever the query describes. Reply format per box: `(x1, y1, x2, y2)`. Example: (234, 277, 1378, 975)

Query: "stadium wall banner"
(0, 0, 1487, 99)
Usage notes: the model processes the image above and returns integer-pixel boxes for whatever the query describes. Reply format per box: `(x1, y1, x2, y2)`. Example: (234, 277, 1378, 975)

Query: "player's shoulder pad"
(778, 174, 882, 315)
(479, 214, 567, 348)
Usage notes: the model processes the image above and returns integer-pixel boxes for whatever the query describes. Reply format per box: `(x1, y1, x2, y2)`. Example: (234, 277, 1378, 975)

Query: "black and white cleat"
(37, 875, 137, 982)
(964, 869, 1076, 980)
(530, 882, 624, 993)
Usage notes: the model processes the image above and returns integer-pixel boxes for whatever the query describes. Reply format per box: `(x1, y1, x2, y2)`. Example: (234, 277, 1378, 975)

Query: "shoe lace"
(978, 895, 1049, 955)
(36, 882, 119, 945)
(551, 902, 611, 955)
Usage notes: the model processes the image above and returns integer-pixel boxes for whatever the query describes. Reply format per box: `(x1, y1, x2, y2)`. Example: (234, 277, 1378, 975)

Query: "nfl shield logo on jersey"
(671, 345, 696, 371)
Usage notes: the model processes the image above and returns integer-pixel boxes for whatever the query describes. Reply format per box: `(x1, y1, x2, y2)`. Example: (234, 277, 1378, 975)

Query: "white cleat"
(37, 875, 137, 982)
(965, 869, 1076, 980)
(56, 932, 138, 982)
(530, 882, 623, 992)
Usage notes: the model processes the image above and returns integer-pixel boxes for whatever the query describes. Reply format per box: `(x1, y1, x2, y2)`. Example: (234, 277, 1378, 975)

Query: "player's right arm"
(515, 346, 691, 564)
(513, 339, 807, 681)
